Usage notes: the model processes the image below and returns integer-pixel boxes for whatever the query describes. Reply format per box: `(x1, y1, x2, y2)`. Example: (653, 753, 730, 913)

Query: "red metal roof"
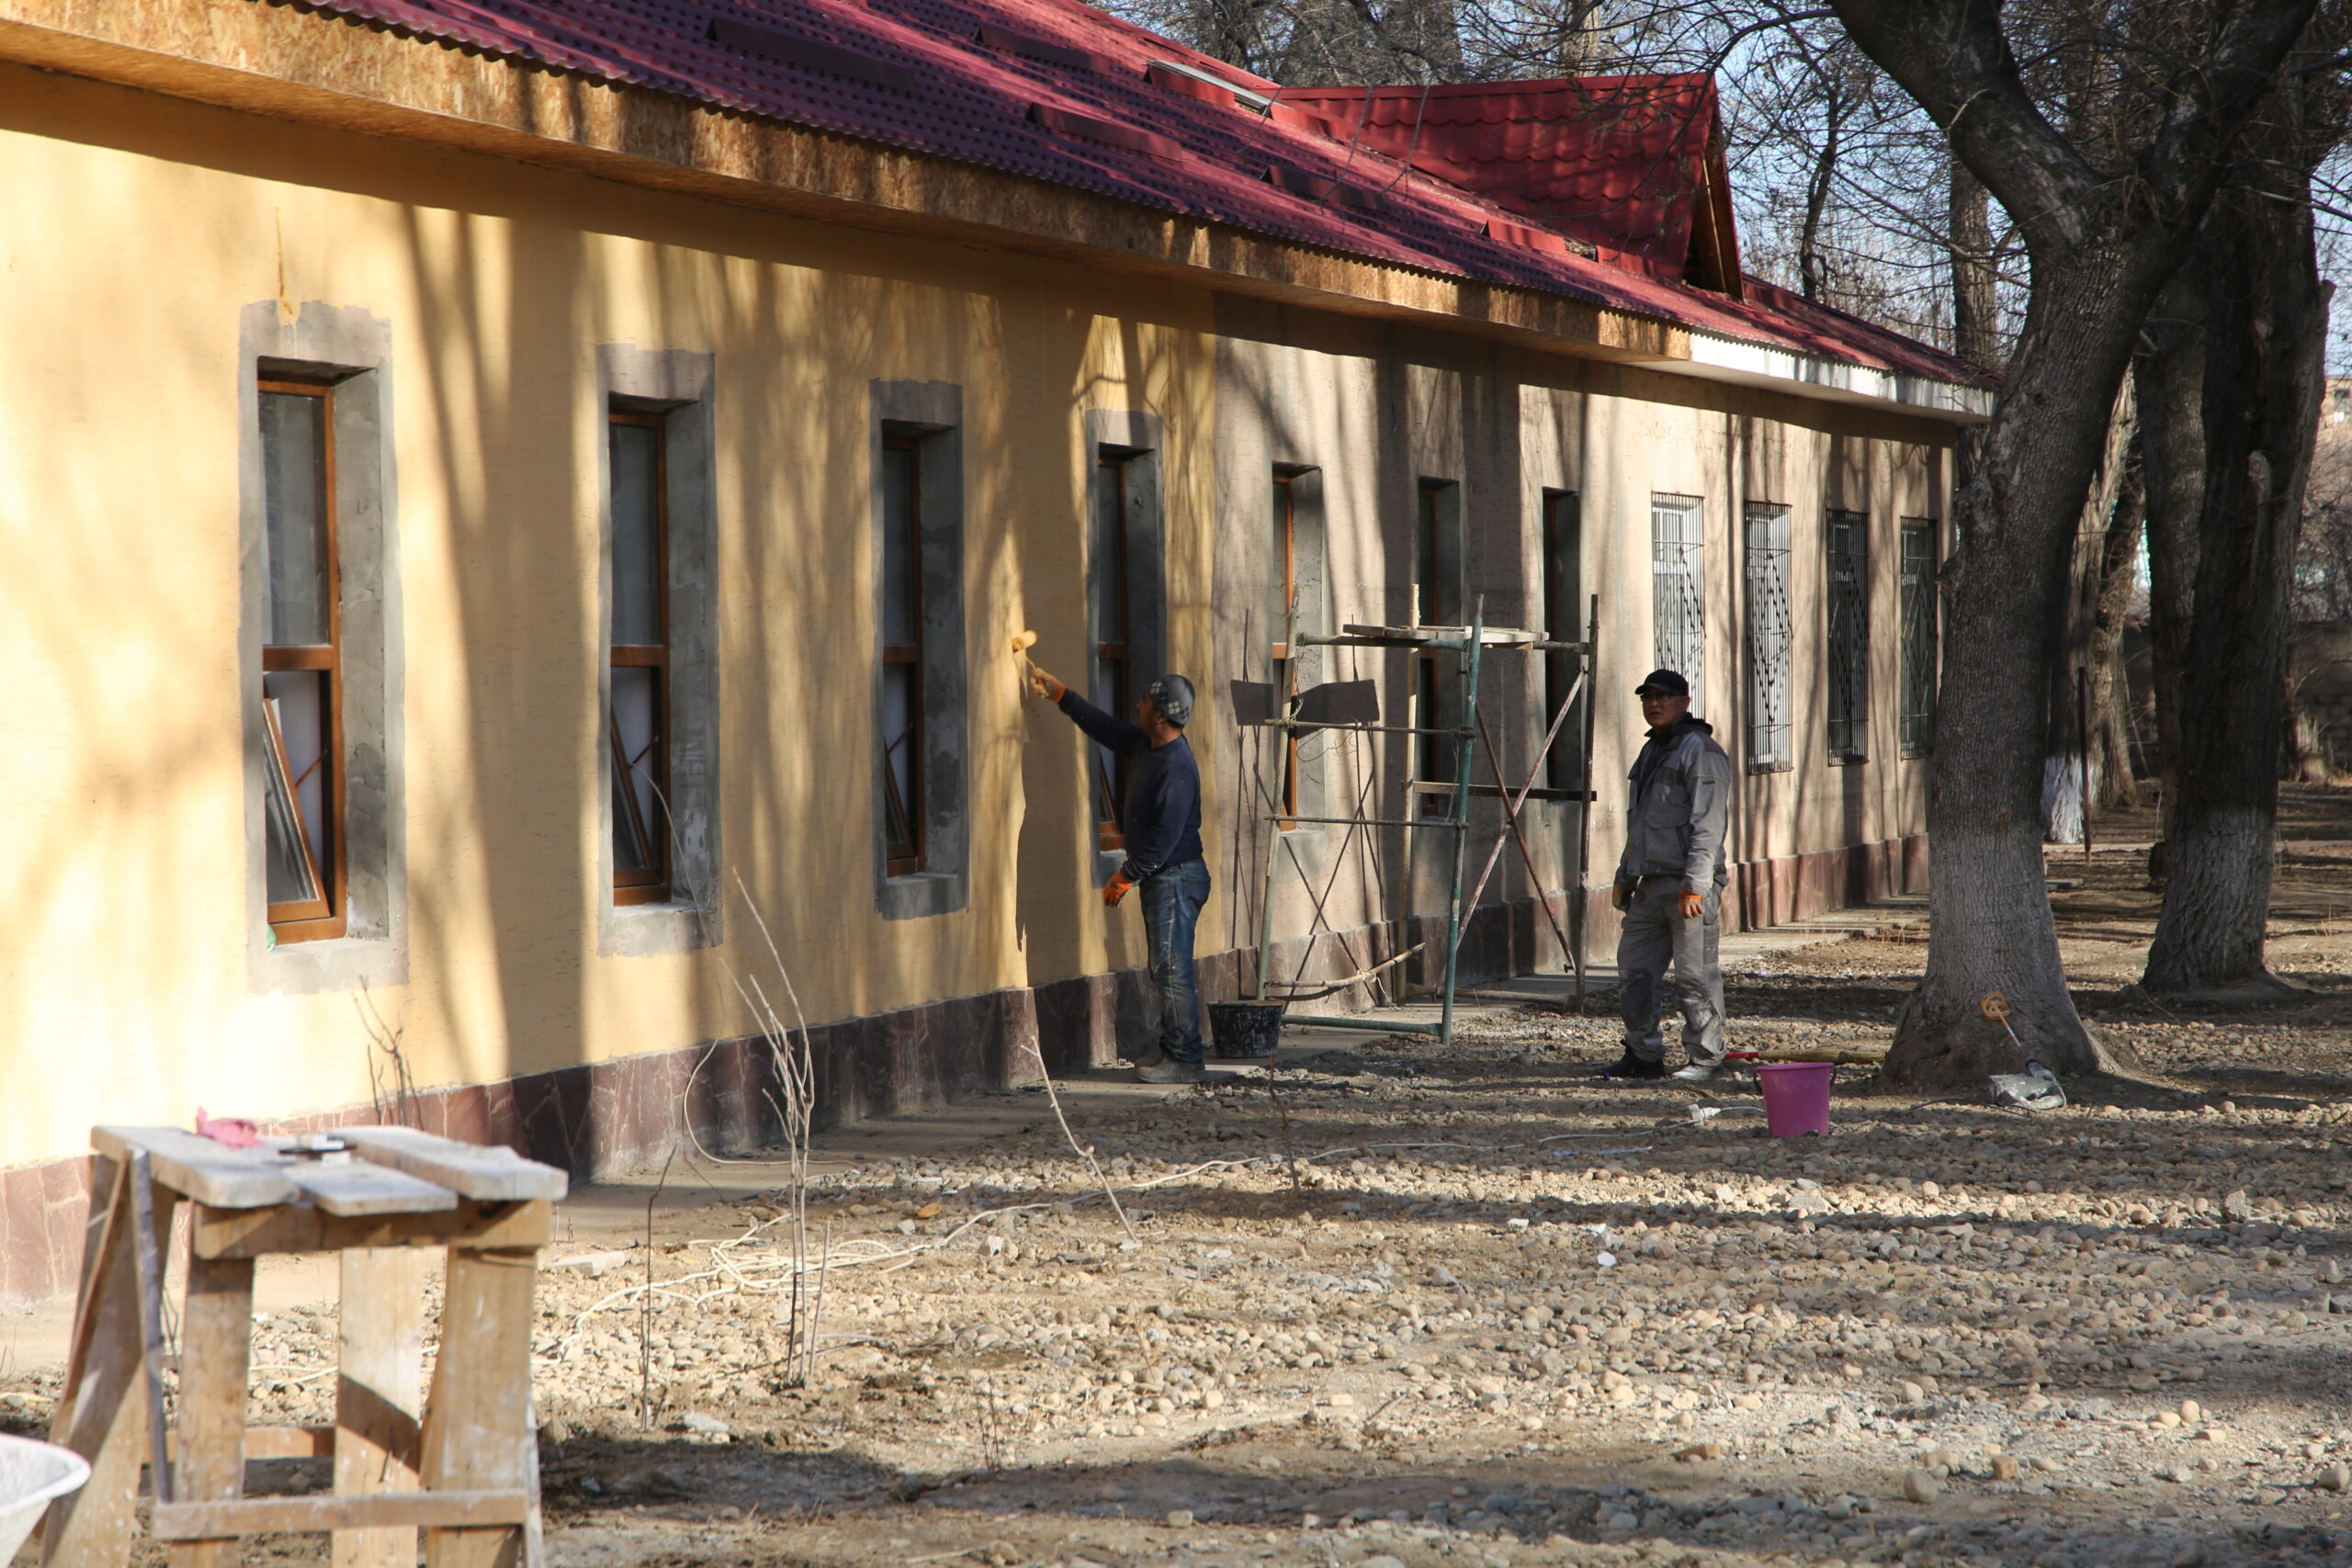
(282, 0, 1990, 391)
(1272, 76, 1742, 289)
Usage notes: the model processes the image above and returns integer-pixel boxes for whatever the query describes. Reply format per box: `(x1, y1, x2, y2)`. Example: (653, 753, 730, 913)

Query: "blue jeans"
(1139, 858, 1211, 1062)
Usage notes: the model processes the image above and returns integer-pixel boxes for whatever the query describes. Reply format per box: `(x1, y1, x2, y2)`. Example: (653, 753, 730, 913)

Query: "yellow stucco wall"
(0, 62, 1216, 1170)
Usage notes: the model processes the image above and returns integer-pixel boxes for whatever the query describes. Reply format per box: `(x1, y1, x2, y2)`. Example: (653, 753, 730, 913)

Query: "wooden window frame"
(259, 377, 348, 943)
(881, 434, 926, 876)
(1094, 450, 1133, 852)
(609, 407, 673, 906)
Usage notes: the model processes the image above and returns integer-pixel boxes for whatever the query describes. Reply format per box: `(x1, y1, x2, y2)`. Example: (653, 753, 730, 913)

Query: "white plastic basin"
(0, 1436, 89, 1562)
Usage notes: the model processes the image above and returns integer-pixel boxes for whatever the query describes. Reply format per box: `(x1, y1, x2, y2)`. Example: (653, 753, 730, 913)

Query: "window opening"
(1272, 470, 1301, 827)
(609, 410, 673, 903)
(1901, 519, 1938, 753)
(1092, 450, 1135, 851)
(1744, 502, 1793, 770)
(1543, 491, 1586, 790)
(1651, 494, 1704, 713)
(1416, 480, 1456, 814)
(259, 378, 345, 942)
(1826, 509, 1870, 761)
(880, 434, 925, 874)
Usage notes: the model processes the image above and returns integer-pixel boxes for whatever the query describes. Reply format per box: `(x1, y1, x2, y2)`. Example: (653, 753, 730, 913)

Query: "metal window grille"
(1744, 502, 1792, 769)
(1651, 494, 1704, 712)
(1826, 509, 1870, 760)
(1900, 519, 1937, 752)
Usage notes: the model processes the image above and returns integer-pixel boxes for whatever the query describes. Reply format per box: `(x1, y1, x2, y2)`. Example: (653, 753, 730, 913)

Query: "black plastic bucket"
(1208, 1002, 1284, 1059)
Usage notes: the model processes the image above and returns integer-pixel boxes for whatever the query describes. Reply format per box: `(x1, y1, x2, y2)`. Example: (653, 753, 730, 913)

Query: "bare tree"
(2141, 33, 2346, 993)
(1825, 0, 2317, 1086)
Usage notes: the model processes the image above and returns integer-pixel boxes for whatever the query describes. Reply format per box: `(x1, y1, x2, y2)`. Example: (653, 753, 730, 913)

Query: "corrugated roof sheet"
(283, 0, 1990, 390)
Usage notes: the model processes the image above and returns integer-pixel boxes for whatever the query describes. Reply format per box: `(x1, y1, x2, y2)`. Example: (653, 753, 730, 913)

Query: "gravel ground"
(15, 794, 2352, 1568)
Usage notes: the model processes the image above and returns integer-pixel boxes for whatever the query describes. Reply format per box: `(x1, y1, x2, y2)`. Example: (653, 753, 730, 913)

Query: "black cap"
(1635, 669, 1690, 698)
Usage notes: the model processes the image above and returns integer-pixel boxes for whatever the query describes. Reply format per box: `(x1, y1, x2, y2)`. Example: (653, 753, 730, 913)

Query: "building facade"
(0, 0, 1986, 1300)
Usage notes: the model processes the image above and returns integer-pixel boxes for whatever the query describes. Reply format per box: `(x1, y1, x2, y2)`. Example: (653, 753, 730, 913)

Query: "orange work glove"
(1103, 871, 1136, 907)
(1029, 665, 1067, 703)
(1679, 890, 1705, 919)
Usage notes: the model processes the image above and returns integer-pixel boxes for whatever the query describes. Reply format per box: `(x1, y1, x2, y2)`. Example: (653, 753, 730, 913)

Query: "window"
(1415, 479, 1460, 811)
(1652, 494, 1704, 712)
(1541, 491, 1586, 791)
(607, 410, 672, 903)
(1744, 502, 1793, 771)
(872, 381, 968, 919)
(1826, 509, 1870, 761)
(1272, 469, 1301, 826)
(879, 434, 925, 875)
(1901, 519, 1938, 753)
(259, 378, 345, 942)
(1091, 449, 1138, 851)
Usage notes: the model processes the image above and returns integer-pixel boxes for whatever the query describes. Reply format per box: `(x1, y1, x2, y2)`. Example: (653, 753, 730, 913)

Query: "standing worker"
(1608, 669, 1734, 1083)
(1026, 662, 1211, 1083)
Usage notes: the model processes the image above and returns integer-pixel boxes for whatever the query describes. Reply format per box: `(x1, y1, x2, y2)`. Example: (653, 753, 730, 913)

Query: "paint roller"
(1012, 627, 1048, 699)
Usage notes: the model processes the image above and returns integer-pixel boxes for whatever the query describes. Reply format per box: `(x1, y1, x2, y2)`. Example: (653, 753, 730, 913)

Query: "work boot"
(1603, 1051, 1668, 1081)
(1134, 1053, 1207, 1085)
(1672, 1062, 1723, 1084)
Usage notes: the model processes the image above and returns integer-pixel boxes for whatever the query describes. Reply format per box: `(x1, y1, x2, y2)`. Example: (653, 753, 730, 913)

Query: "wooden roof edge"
(0, 0, 1689, 367)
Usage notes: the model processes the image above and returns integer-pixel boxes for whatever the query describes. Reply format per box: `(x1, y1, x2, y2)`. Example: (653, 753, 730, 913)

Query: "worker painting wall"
(0, 16, 1969, 1303)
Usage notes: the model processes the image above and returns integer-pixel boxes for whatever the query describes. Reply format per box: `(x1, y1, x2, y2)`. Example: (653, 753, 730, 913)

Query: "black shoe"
(1604, 1051, 1668, 1081)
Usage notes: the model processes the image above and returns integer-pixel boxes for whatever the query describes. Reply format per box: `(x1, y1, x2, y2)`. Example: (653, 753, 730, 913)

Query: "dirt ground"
(17, 788, 2352, 1568)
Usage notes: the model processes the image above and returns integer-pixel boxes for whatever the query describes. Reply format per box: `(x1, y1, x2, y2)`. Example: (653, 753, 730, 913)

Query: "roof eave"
(1651, 329, 1996, 424)
(0, 0, 1683, 366)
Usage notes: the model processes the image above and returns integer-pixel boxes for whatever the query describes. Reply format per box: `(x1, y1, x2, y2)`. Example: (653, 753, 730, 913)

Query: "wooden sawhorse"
(42, 1125, 567, 1568)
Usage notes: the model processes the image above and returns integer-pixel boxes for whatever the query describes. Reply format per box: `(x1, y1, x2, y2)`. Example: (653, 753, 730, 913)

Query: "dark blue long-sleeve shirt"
(1057, 690, 1204, 881)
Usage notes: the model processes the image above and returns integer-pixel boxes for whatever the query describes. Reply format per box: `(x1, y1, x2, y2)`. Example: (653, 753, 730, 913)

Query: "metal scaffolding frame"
(1249, 593, 1601, 1045)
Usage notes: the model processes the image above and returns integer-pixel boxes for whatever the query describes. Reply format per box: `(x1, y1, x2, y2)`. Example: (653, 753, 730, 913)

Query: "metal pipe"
(1259, 815, 1464, 829)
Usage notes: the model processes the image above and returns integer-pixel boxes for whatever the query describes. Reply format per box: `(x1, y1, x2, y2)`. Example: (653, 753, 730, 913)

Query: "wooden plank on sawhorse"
(92, 1127, 296, 1209)
(282, 1160, 459, 1218)
(338, 1129, 569, 1203)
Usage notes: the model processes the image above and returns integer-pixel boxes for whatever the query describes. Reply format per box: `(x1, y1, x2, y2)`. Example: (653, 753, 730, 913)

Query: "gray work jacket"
(1615, 717, 1733, 893)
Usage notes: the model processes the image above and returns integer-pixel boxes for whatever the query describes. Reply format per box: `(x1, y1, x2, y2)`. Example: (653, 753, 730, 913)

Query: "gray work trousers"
(1617, 876, 1727, 1066)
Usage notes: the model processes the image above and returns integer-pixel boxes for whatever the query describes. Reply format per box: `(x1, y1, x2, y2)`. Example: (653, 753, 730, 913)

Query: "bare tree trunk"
(1800, 94, 1847, 302)
(2089, 445, 2145, 809)
(2143, 159, 2332, 993)
(2136, 262, 2209, 877)
(1826, 0, 2318, 1086)
(1555, 0, 1613, 73)
(1949, 160, 2000, 498)
(2043, 386, 2136, 842)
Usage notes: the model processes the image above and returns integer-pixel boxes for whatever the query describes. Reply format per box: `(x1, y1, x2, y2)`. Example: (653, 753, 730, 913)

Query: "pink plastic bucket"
(1757, 1062, 1834, 1137)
